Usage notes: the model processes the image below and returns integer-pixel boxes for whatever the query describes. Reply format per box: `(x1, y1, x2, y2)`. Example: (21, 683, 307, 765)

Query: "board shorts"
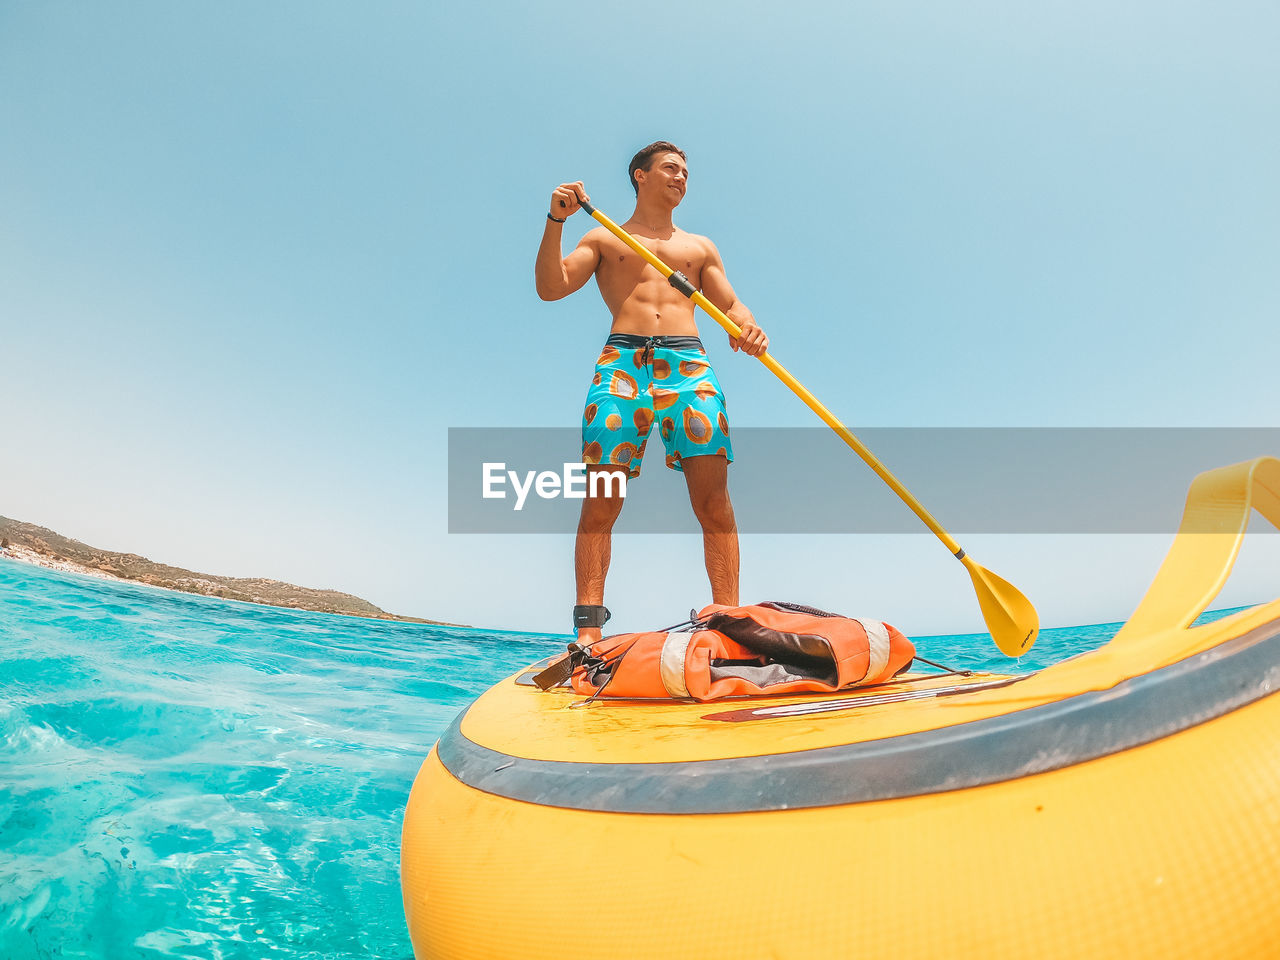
(582, 333, 733, 478)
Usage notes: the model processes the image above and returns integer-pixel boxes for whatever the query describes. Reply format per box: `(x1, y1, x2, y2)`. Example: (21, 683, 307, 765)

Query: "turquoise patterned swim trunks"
(581, 333, 733, 478)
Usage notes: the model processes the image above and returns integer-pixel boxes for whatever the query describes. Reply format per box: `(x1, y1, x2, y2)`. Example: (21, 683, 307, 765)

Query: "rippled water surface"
(0, 558, 1244, 958)
(1, 560, 556, 960)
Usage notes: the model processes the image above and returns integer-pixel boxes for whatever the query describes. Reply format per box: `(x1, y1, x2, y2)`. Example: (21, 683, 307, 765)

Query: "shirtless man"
(535, 141, 768, 643)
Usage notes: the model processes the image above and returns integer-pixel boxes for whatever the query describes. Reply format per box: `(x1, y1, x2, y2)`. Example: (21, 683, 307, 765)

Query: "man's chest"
(599, 235, 707, 283)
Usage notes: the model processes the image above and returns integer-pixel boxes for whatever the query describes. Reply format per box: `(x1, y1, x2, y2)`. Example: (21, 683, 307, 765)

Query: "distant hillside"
(0, 516, 462, 626)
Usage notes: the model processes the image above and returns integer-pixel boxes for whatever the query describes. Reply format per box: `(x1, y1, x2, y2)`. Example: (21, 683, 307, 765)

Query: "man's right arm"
(535, 181, 599, 301)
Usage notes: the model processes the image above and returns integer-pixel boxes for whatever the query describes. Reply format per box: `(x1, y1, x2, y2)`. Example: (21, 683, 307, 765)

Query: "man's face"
(637, 152, 689, 206)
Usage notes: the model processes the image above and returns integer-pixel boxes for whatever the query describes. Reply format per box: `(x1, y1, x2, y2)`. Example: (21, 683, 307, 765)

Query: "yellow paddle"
(577, 198, 1039, 656)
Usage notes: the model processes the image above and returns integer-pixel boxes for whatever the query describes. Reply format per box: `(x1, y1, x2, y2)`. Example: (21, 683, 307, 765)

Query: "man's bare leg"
(681, 454, 739, 606)
(574, 465, 629, 643)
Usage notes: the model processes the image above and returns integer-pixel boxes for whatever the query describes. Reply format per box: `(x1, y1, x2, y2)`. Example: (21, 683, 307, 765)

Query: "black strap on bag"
(532, 606, 613, 691)
(533, 643, 590, 690)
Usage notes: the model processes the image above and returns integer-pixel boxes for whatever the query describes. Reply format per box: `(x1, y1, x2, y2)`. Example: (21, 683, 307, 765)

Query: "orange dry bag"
(549, 601, 914, 702)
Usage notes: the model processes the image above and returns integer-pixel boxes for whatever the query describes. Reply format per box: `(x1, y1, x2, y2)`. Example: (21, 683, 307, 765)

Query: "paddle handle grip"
(582, 204, 966, 560)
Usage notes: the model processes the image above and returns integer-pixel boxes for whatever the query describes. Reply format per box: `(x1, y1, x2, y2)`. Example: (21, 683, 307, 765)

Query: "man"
(535, 141, 768, 643)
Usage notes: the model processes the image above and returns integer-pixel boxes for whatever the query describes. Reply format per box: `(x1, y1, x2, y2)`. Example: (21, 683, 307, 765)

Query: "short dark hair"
(628, 141, 687, 195)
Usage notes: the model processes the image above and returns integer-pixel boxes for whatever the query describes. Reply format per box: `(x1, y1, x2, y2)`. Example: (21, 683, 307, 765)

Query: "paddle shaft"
(578, 199, 969, 563)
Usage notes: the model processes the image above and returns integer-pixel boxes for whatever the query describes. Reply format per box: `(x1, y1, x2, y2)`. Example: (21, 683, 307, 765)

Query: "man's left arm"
(701, 239, 768, 357)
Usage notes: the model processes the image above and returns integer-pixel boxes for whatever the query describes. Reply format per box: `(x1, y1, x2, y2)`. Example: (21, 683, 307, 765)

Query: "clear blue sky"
(3, 1, 1278, 637)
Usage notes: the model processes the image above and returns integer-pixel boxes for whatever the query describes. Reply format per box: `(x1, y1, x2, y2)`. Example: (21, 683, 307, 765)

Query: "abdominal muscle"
(597, 270, 702, 338)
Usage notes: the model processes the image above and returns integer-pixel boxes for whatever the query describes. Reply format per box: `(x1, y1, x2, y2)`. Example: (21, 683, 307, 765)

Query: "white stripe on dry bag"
(659, 632, 695, 699)
(853, 618, 891, 682)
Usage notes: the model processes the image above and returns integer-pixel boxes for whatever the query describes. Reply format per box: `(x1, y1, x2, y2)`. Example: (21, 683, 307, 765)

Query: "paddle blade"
(967, 563, 1039, 657)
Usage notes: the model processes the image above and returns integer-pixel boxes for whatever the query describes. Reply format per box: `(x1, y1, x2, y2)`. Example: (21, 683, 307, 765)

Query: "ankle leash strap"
(572, 604, 612, 630)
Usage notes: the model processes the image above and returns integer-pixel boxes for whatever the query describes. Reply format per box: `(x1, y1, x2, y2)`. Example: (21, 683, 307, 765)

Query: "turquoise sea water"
(0, 558, 1244, 959)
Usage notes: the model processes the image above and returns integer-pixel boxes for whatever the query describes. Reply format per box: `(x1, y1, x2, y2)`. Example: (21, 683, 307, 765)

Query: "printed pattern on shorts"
(582, 338, 732, 478)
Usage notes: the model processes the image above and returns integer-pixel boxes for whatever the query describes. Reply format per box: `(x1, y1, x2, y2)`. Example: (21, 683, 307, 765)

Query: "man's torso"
(592, 226, 709, 338)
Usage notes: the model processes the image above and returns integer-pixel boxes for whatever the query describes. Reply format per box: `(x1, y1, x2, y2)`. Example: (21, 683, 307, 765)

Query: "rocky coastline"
(0, 516, 461, 626)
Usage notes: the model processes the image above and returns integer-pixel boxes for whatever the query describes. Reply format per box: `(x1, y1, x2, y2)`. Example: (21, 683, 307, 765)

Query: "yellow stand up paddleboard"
(402, 457, 1280, 960)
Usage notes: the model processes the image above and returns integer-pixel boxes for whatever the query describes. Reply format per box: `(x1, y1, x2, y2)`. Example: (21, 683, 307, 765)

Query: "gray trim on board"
(436, 617, 1280, 814)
